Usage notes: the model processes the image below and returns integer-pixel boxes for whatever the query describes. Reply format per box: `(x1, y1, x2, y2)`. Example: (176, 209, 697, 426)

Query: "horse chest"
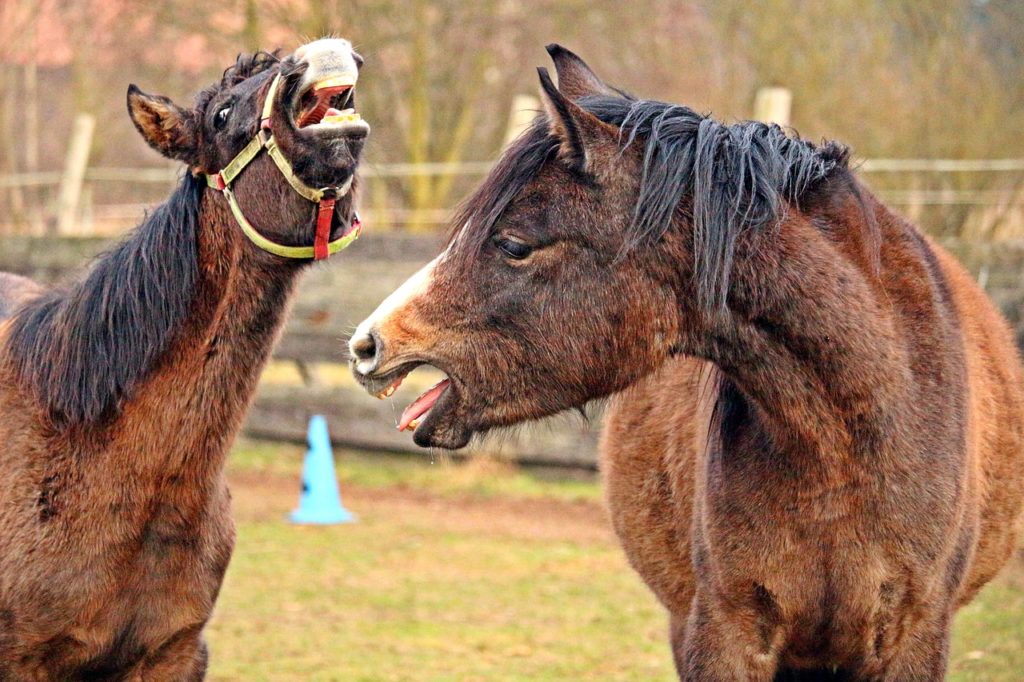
(696, 439, 968, 665)
(2, 478, 234, 678)
(106, 484, 236, 615)
(83, 490, 234, 675)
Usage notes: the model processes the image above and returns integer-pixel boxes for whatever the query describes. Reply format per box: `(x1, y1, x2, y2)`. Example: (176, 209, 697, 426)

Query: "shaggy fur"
(352, 45, 1024, 681)
(0, 43, 364, 680)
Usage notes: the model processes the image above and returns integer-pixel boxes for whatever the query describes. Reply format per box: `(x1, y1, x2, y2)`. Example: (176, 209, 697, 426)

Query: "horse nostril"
(350, 330, 379, 365)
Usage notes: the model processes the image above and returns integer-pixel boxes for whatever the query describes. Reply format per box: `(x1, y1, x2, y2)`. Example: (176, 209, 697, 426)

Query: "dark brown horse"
(0, 39, 367, 680)
(349, 46, 1024, 680)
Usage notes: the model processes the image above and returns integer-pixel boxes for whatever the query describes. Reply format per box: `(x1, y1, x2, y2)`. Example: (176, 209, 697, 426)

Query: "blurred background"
(2, 1, 1023, 680)
(3, 0, 1024, 237)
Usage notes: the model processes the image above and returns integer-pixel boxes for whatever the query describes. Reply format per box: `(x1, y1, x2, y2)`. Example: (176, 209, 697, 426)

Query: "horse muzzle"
(289, 39, 370, 139)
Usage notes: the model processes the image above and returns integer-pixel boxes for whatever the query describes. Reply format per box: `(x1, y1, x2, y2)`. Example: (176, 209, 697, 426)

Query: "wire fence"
(2, 158, 1023, 238)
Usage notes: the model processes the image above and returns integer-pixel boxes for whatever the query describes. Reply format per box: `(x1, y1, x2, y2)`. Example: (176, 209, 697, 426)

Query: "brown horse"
(0, 39, 367, 680)
(349, 46, 1024, 680)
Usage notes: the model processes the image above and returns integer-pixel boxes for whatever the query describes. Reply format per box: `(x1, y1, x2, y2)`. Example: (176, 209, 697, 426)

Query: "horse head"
(127, 38, 369, 259)
(347, 45, 849, 450)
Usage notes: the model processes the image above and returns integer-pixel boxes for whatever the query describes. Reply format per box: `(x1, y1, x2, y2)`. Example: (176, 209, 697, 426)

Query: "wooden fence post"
(24, 54, 45, 236)
(753, 87, 792, 126)
(55, 113, 95, 236)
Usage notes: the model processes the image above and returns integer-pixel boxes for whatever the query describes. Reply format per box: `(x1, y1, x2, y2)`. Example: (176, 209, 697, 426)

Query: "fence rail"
(0, 162, 505, 189)
(859, 159, 1024, 172)
(5, 82, 1024, 235)
(3, 157, 1024, 187)
(3, 157, 1024, 236)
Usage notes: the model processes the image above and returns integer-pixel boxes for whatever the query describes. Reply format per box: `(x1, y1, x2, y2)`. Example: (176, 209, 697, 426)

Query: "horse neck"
(107, 193, 307, 478)
(676, 184, 962, 482)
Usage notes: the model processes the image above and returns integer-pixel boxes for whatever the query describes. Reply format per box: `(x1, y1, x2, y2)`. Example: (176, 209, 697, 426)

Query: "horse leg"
(867, 606, 952, 682)
(136, 626, 210, 681)
(668, 613, 689, 676)
(672, 592, 781, 682)
(182, 639, 210, 682)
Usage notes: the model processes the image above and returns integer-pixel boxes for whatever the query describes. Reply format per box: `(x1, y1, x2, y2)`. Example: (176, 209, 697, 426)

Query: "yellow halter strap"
(204, 74, 361, 260)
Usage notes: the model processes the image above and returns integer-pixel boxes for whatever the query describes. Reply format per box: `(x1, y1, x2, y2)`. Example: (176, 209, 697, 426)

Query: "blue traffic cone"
(290, 415, 356, 524)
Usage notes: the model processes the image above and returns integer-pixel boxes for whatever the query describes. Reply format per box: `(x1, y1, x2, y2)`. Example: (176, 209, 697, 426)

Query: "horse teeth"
(408, 419, 420, 430)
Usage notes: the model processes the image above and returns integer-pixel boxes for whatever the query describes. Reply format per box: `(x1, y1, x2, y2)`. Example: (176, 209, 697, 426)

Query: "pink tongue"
(324, 107, 343, 117)
(398, 379, 451, 431)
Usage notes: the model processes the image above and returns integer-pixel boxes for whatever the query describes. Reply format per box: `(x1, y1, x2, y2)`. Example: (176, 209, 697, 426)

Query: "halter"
(204, 74, 361, 260)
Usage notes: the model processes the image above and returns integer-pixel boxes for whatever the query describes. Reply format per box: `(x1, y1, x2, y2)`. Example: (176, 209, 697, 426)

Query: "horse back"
(0, 272, 43, 322)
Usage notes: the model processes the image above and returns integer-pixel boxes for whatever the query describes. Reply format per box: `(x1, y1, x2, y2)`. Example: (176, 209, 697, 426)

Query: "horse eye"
(214, 106, 231, 129)
(494, 236, 533, 260)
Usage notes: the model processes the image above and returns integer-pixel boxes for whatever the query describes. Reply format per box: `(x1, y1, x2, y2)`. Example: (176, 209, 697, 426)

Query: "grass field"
(207, 440, 1024, 681)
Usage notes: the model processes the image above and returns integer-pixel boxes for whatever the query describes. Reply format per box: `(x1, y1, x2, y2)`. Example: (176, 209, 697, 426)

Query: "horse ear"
(545, 44, 618, 100)
(537, 67, 619, 175)
(126, 85, 198, 163)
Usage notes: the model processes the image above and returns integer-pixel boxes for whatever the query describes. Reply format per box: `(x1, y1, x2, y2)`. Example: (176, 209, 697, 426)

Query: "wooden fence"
(1, 233, 1022, 469)
(3, 158, 1024, 238)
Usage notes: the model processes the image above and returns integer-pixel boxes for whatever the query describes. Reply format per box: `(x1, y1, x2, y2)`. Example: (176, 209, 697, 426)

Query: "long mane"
(455, 95, 851, 312)
(5, 175, 204, 426)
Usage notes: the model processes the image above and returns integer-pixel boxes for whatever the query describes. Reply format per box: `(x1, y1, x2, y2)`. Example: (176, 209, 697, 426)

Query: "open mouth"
(291, 74, 368, 238)
(371, 363, 454, 433)
(294, 75, 369, 135)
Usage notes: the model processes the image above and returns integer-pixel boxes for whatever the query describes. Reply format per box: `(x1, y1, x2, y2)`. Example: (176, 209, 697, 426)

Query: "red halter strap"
(315, 194, 337, 261)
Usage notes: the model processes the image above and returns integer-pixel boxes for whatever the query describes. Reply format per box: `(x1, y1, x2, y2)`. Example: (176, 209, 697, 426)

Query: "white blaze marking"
(295, 38, 360, 93)
(350, 252, 443, 375)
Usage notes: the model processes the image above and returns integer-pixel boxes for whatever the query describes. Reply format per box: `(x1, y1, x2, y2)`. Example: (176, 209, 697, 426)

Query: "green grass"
(208, 441, 1024, 680)
(949, 567, 1024, 680)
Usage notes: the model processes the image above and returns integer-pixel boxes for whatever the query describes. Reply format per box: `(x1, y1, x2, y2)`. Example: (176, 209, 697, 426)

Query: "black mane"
(455, 95, 851, 312)
(6, 174, 203, 426)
